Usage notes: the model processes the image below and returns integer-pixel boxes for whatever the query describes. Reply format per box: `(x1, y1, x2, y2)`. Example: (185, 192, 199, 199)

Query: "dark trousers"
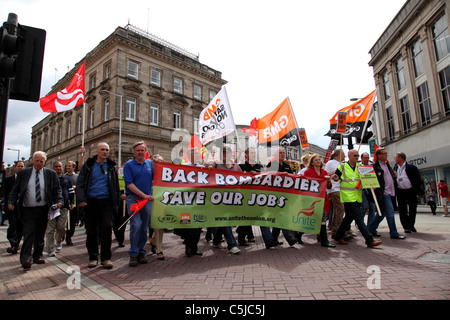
(335, 202, 374, 246)
(272, 227, 296, 245)
(113, 199, 128, 246)
(85, 198, 114, 262)
(20, 205, 48, 264)
(396, 188, 418, 231)
(65, 207, 78, 243)
(6, 208, 23, 249)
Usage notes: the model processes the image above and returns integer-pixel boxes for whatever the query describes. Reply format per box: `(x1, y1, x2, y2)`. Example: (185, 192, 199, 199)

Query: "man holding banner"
(369, 148, 406, 240)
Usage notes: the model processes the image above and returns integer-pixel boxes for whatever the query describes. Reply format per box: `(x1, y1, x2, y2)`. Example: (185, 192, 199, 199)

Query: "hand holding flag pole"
(118, 198, 151, 230)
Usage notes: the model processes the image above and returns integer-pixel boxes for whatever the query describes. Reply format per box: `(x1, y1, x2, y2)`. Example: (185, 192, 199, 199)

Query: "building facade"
(369, 0, 450, 204)
(31, 24, 226, 168)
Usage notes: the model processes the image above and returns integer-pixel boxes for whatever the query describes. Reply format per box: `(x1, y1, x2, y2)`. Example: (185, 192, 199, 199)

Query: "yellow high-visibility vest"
(338, 162, 362, 203)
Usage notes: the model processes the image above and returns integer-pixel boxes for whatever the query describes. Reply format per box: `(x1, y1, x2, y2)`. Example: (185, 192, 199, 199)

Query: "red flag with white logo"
(39, 61, 85, 113)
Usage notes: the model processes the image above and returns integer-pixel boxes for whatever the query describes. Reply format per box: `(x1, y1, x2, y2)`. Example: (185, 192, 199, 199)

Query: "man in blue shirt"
(124, 141, 154, 267)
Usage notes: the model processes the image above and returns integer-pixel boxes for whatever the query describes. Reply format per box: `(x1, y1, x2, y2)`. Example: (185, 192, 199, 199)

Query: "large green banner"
(151, 162, 328, 234)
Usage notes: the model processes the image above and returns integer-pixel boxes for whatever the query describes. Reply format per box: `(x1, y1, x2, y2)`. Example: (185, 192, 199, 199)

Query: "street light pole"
(99, 90, 123, 167)
(6, 147, 20, 162)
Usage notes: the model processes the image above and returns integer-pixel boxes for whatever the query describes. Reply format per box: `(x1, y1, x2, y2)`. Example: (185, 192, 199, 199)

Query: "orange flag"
(181, 134, 206, 164)
(257, 98, 299, 146)
(326, 90, 376, 140)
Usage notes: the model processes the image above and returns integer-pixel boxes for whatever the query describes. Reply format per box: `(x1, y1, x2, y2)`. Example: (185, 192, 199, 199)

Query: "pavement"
(1, 206, 449, 302)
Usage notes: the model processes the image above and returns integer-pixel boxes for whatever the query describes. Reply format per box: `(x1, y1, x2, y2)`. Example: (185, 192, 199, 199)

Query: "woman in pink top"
(303, 154, 335, 248)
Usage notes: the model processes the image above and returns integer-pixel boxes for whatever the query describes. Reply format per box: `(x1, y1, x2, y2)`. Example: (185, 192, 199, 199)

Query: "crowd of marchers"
(2, 141, 449, 271)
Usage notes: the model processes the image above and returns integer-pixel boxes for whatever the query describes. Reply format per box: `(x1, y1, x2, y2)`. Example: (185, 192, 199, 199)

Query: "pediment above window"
(123, 84, 143, 94)
(170, 95, 189, 107)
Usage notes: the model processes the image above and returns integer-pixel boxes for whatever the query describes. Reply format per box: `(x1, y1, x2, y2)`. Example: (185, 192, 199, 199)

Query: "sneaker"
(228, 247, 241, 254)
(88, 260, 98, 268)
(48, 250, 56, 257)
(442, 214, 450, 217)
(101, 260, 113, 269)
(214, 243, 227, 249)
(55, 243, 62, 252)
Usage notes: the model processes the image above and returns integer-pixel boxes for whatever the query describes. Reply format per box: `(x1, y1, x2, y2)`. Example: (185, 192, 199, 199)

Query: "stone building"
(31, 24, 226, 168)
(369, 0, 450, 202)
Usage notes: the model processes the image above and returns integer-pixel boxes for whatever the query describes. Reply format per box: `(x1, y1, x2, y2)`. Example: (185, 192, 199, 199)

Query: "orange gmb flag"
(326, 90, 376, 139)
(257, 98, 299, 146)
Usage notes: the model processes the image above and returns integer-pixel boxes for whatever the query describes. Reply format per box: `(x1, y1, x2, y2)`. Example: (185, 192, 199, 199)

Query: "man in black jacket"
(4, 161, 25, 255)
(76, 143, 121, 269)
(8, 152, 63, 270)
(393, 152, 424, 233)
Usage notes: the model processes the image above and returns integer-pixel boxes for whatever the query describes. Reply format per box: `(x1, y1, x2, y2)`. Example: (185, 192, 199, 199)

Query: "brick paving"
(1, 209, 449, 300)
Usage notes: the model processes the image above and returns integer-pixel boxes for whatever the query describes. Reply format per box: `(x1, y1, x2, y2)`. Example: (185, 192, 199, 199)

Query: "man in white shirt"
(324, 149, 345, 238)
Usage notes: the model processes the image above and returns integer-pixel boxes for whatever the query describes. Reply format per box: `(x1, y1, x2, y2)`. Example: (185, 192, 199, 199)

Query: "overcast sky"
(1, 0, 407, 166)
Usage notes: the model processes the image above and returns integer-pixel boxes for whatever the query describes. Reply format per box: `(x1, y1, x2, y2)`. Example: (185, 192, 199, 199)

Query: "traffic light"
(0, 14, 18, 79)
(0, 13, 46, 102)
(9, 24, 46, 102)
(356, 120, 374, 144)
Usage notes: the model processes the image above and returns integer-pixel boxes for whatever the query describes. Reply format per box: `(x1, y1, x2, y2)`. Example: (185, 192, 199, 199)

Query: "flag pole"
(81, 102, 86, 148)
(287, 97, 303, 160)
(357, 89, 377, 153)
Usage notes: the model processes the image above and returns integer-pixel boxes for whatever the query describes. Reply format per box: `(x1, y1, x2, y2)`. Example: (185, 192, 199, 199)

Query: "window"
(386, 106, 395, 141)
(210, 90, 217, 101)
(77, 114, 82, 134)
(90, 107, 95, 128)
(193, 115, 199, 134)
(173, 109, 181, 129)
(126, 97, 136, 121)
(127, 61, 139, 79)
(51, 130, 55, 146)
(399, 96, 412, 134)
(150, 103, 159, 126)
(151, 69, 161, 87)
(104, 64, 111, 80)
(438, 66, 450, 115)
(90, 74, 96, 90)
(104, 99, 109, 121)
(194, 84, 202, 100)
(67, 120, 71, 139)
(411, 40, 425, 77)
(58, 125, 62, 143)
(174, 78, 183, 94)
(417, 82, 432, 126)
(382, 71, 391, 101)
(432, 14, 450, 62)
(396, 58, 406, 90)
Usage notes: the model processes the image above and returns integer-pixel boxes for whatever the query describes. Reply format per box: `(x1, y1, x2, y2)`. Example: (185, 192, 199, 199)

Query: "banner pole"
(370, 187, 383, 216)
(357, 89, 377, 153)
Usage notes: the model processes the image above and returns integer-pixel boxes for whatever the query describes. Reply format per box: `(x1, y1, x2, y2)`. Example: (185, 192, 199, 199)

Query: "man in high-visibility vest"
(331, 149, 382, 248)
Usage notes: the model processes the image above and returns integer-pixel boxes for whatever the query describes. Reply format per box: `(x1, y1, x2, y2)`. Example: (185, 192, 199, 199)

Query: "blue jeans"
(368, 194, 400, 238)
(260, 227, 274, 248)
(213, 227, 237, 249)
(126, 195, 151, 257)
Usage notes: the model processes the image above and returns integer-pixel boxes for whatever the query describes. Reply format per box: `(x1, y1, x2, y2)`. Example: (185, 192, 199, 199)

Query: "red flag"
(144, 142, 150, 160)
(130, 199, 149, 215)
(373, 143, 379, 162)
(241, 118, 258, 136)
(39, 61, 85, 113)
(182, 134, 206, 164)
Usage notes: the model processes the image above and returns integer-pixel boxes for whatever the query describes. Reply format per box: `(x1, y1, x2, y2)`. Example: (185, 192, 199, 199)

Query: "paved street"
(1, 208, 449, 301)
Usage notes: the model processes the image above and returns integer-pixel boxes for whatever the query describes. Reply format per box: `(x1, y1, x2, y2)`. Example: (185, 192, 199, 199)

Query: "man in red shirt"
(438, 180, 449, 217)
